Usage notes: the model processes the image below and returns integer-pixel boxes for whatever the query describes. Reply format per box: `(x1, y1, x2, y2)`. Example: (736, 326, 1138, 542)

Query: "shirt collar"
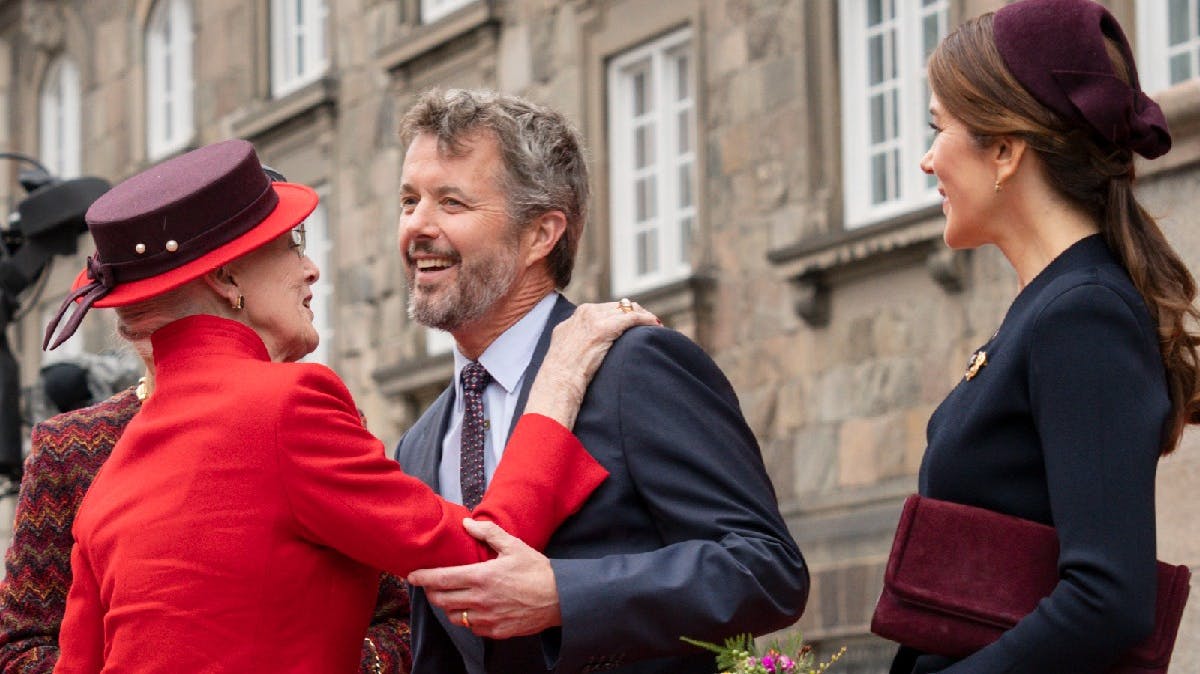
(452, 292, 559, 396)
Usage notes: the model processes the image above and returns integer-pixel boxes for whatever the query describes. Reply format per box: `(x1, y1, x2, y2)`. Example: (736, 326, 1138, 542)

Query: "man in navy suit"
(394, 88, 807, 674)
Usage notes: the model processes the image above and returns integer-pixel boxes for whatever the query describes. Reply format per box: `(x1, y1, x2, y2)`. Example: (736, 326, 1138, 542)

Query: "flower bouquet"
(681, 633, 846, 674)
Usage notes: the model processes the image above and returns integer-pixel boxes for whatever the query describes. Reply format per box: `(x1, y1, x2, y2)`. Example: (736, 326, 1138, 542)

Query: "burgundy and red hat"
(43, 139, 317, 350)
(993, 0, 1171, 159)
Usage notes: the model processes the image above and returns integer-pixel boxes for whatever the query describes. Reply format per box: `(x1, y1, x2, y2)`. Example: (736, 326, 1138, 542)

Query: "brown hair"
(399, 88, 589, 289)
(929, 13, 1200, 454)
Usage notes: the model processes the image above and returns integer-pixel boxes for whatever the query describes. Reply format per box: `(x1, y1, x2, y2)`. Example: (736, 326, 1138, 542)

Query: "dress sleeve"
(939, 284, 1165, 673)
(275, 366, 607, 577)
(360, 573, 412, 674)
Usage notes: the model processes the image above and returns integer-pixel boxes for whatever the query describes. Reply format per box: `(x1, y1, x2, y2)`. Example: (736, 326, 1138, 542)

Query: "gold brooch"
(965, 351, 987, 380)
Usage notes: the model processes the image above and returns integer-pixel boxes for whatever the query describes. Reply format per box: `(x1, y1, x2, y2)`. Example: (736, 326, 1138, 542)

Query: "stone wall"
(1, 1, 1197, 670)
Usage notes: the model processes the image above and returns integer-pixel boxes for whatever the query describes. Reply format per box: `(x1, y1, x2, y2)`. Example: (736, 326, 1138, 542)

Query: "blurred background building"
(0, 0, 1196, 670)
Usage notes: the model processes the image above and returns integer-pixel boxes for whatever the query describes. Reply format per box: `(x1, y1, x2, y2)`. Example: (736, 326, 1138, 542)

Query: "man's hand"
(408, 519, 562, 639)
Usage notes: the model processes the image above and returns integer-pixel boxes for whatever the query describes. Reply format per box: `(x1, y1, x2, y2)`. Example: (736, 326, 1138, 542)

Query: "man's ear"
(523, 210, 567, 268)
(202, 266, 240, 307)
(993, 135, 1028, 188)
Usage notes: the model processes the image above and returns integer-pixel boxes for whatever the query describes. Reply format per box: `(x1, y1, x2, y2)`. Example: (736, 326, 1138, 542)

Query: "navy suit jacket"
(395, 296, 808, 674)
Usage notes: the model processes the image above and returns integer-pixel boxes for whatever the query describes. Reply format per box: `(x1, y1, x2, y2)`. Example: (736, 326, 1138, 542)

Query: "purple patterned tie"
(459, 362, 492, 510)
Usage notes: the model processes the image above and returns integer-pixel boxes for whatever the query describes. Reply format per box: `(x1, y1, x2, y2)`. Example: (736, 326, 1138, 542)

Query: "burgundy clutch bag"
(871, 494, 1192, 673)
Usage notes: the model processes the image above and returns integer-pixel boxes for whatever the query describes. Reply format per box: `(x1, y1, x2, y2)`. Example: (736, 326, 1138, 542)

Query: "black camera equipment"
(0, 152, 109, 486)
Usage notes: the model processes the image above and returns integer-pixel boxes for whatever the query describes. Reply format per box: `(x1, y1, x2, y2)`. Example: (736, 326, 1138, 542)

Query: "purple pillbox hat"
(994, 0, 1170, 159)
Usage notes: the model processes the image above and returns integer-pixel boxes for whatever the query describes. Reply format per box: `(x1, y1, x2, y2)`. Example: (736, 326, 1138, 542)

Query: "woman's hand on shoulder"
(526, 300, 659, 429)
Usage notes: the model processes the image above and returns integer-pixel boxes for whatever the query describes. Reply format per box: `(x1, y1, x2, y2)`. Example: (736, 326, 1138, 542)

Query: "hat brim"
(71, 182, 318, 308)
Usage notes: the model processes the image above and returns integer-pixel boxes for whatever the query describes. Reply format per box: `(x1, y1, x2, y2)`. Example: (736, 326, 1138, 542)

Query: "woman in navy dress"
(888, 1, 1200, 672)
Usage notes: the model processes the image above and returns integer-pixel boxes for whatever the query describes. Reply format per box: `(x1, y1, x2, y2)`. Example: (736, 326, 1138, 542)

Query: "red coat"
(54, 315, 606, 673)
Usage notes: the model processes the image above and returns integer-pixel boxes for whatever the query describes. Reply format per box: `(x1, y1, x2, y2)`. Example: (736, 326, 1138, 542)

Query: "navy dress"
(891, 235, 1168, 673)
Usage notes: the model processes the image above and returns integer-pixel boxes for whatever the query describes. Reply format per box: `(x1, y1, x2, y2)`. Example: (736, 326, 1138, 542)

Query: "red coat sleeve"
(275, 367, 606, 577)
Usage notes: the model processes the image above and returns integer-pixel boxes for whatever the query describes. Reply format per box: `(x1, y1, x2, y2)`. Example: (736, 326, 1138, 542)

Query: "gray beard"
(407, 253, 519, 332)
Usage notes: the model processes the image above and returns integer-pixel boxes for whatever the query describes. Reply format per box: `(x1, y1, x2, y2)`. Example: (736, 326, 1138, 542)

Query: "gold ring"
(618, 298, 634, 313)
(461, 610, 470, 628)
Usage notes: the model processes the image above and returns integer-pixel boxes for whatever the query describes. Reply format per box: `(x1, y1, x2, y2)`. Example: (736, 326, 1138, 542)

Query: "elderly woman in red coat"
(41, 139, 654, 673)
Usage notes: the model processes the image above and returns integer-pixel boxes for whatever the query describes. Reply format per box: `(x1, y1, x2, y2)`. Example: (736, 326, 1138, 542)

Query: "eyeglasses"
(288, 224, 306, 257)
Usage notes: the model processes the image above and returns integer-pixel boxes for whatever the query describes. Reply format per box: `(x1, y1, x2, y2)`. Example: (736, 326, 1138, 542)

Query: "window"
(839, 0, 947, 227)
(1137, 0, 1200, 93)
(421, 0, 475, 24)
(607, 27, 697, 296)
(270, 0, 329, 98)
(145, 0, 194, 159)
(304, 190, 335, 365)
(39, 56, 81, 178)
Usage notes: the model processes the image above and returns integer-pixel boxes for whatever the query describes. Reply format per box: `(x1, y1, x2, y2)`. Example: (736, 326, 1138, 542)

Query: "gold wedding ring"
(618, 297, 634, 313)
(461, 610, 471, 628)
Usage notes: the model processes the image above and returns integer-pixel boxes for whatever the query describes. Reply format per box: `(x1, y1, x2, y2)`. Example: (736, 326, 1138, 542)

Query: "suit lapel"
(403, 387, 456, 492)
(506, 295, 577, 443)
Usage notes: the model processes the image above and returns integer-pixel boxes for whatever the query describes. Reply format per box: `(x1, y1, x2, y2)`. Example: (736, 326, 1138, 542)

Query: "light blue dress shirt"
(437, 292, 558, 505)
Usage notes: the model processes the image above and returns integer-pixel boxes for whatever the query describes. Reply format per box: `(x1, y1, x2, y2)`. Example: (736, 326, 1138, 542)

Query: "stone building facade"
(0, 0, 1197, 671)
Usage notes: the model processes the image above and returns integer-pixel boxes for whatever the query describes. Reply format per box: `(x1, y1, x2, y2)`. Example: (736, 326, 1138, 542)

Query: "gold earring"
(232, 295, 245, 311)
(994, 180, 1002, 193)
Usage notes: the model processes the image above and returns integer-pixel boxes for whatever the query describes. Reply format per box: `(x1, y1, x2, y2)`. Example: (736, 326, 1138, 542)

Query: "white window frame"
(39, 56, 81, 178)
(303, 188, 335, 365)
(145, 0, 194, 159)
(607, 26, 697, 296)
(839, 0, 947, 228)
(421, 0, 475, 24)
(270, 0, 329, 98)
(1137, 0, 1200, 93)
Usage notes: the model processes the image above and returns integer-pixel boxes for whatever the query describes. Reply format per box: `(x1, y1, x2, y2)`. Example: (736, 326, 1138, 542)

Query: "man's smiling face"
(397, 130, 523, 332)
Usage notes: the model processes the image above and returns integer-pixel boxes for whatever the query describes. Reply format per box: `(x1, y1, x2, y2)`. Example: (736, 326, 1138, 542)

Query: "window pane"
(1171, 0, 1189, 46)
(678, 162, 694, 208)
(868, 0, 884, 26)
(637, 229, 658, 275)
(631, 68, 650, 115)
(891, 147, 901, 200)
(676, 54, 690, 100)
(677, 109, 693, 154)
(1171, 53, 1192, 84)
(679, 215, 693, 265)
(922, 14, 939, 57)
(635, 176, 657, 222)
(870, 93, 887, 143)
(869, 34, 885, 85)
(635, 125, 654, 169)
(869, 88, 898, 143)
(871, 153, 888, 205)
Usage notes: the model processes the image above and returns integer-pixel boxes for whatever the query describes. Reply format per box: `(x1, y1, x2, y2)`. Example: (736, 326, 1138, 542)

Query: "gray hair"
(399, 88, 589, 288)
(114, 281, 215, 342)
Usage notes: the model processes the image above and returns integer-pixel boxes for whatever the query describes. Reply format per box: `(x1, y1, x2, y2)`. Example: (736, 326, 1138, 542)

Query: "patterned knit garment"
(0, 389, 140, 674)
